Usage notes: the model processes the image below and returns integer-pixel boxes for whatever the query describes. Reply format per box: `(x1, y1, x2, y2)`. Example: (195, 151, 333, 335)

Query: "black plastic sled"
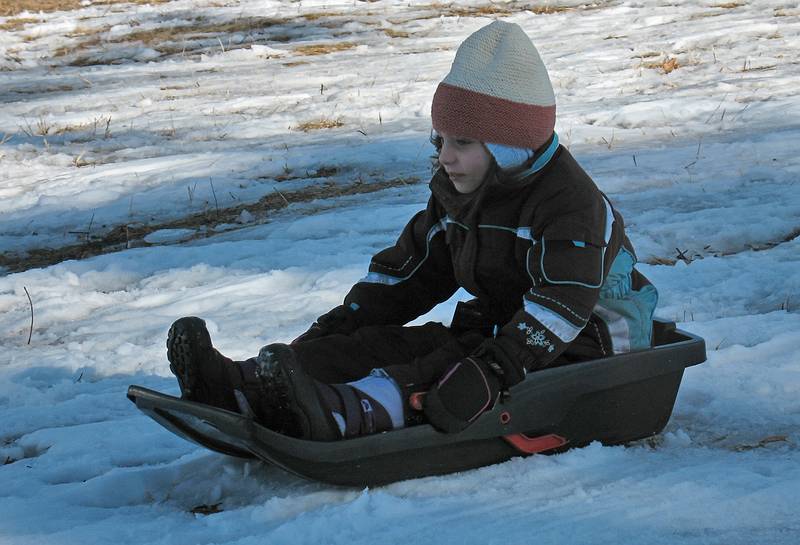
(127, 319, 705, 487)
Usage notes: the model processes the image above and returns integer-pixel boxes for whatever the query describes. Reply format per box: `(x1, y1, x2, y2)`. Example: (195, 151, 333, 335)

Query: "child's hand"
(424, 339, 525, 433)
(423, 354, 501, 433)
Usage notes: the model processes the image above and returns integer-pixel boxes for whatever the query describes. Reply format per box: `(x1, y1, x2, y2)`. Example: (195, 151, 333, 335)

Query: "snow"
(1, 0, 799, 543)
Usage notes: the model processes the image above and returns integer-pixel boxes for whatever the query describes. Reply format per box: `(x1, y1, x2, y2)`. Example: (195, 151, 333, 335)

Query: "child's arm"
(346, 197, 459, 325)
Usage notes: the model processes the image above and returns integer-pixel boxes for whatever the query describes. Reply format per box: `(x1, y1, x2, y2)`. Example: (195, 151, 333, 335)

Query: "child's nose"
(439, 143, 455, 165)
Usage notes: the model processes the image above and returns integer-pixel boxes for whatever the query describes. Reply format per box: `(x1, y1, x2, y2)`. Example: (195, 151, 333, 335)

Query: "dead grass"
(1, 0, 82, 16)
(467, 4, 573, 16)
(0, 0, 172, 17)
(293, 118, 344, 132)
(0, 16, 38, 30)
(52, 16, 284, 64)
(447, 5, 514, 17)
(268, 165, 340, 183)
(302, 12, 342, 21)
(19, 84, 76, 94)
(0, 176, 420, 273)
(528, 5, 573, 15)
(293, 41, 357, 56)
(119, 17, 282, 48)
(53, 37, 102, 59)
(52, 115, 112, 138)
(412, 2, 574, 19)
(713, 2, 742, 8)
(643, 56, 680, 74)
(383, 28, 410, 38)
(65, 24, 112, 38)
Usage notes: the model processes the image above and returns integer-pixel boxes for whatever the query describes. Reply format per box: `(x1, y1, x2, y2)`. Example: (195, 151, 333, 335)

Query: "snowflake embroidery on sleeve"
(517, 322, 555, 352)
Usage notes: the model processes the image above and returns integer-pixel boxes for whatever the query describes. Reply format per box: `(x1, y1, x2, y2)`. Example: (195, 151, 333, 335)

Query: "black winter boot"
(256, 344, 401, 441)
(255, 343, 341, 441)
(167, 317, 274, 420)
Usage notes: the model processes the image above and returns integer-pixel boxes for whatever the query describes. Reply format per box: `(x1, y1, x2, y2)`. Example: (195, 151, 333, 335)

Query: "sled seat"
(127, 318, 706, 486)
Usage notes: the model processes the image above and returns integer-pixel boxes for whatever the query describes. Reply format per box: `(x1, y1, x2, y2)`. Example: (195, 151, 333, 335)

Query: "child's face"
(438, 132, 493, 194)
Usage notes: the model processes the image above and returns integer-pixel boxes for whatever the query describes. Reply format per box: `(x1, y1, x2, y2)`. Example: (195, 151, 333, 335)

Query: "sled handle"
(503, 433, 568, 454)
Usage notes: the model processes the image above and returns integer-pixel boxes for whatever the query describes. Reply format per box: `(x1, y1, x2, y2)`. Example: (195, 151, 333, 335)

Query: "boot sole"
(167, 317, 210, 400)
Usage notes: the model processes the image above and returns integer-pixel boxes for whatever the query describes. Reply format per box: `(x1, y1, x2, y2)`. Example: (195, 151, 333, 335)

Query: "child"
(166, 21, 658, 441)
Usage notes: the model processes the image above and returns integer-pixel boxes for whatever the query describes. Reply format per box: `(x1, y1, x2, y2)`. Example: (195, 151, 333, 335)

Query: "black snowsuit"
(291, 140, 657, 412)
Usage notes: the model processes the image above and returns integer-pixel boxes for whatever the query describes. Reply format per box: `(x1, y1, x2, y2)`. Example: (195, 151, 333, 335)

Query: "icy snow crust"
(1, 1, 799, 543)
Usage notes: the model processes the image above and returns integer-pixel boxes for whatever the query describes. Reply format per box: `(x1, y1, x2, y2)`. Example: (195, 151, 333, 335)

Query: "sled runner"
(127, 319, 705, 486)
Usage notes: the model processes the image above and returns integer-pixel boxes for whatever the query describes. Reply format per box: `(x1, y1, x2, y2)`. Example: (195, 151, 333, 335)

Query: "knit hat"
(431, 21, 556, 153)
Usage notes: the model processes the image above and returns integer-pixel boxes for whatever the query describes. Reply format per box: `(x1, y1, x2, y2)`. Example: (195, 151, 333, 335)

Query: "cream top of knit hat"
(441, 20, 555, 107)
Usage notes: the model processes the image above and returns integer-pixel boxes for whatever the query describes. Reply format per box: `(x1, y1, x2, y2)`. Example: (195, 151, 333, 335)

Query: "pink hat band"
(432, 82, 556, 151)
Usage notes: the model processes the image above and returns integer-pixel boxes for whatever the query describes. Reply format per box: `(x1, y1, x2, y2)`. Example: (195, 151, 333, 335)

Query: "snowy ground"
(1, 1, 799, 543)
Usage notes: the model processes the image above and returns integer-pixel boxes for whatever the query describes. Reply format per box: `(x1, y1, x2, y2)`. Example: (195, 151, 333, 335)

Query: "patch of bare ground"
(641, 56, 680, 74)
(0, 0, 172, 17)
(293, 118, 344, 132)
(293, 41, 357, 56)
(383, 28, 410, 38)
(301, 12, 343, 21)
(0, 176, 420, 273)
(53, 37, 103, 59)
(0, 16, 38, 30)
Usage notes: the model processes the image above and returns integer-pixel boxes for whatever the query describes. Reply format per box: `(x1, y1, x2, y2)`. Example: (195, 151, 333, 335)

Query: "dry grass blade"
(24, 286, 34, 344)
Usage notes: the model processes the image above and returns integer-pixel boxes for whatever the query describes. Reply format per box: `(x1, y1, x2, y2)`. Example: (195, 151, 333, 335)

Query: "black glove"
(292, 304, 360, 344)
(423, 355, 499, 433)
(424, 339, 525, 433)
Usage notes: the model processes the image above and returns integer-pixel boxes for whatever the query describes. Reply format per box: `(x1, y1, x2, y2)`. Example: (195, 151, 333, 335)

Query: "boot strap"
(331, 384, 369, 438)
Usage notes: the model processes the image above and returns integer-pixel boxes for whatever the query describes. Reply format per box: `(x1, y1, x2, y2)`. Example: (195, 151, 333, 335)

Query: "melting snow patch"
(143, 229, 197, 245)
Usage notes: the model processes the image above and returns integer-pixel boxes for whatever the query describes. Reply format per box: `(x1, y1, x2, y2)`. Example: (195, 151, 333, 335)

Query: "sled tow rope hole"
(503, 433, 568, 454)
(500, 411, 511, 424)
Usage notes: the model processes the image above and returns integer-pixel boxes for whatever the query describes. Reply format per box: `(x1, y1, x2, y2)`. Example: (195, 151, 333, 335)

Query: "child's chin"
(452, 180, 481, 194)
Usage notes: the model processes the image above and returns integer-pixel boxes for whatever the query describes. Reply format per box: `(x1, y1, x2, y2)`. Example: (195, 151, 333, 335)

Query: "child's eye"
(455, 139, 474, 146)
